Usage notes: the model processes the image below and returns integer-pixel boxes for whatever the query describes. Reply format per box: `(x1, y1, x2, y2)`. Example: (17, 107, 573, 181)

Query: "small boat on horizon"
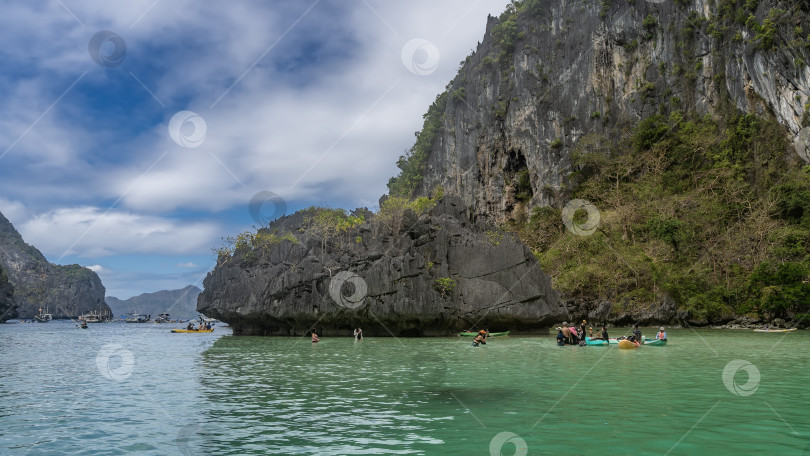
(125, 313, 151, 323)
(79, 310, 111, 323)
(33, 307, 53, 322)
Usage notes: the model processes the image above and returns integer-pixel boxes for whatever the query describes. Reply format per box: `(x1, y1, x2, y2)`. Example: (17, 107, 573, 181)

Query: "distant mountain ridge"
(0, 211, 108, 319)
(107, 285, 202, 320)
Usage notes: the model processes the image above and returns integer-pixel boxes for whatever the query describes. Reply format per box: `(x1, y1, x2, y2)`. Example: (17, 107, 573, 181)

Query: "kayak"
(643, 338, 667, 346)
(459, 331, 510, 336)
(753, 328, 797, 333)
(618, 340, 639, 349)
(171, 329, 214, 333)
(585, 337, 621, 345)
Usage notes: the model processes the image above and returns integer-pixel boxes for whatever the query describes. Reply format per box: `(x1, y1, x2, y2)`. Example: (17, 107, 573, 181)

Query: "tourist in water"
(472, 330, 488, 347)
(311, 331, 320, 343)
(579, 320, 588, 339)
(568, 326, 579, 345)
(632, 324, 642, 342)
(561, 325, 572, 344)
(601, 325, 609, 341)
(656, 327, 667, 340)
(556, 328, 565, 346)
(353, 328, 363, 340)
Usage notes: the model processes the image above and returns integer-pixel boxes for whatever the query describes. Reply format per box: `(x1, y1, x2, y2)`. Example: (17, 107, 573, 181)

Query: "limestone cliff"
(397, 0, 810, 221)
(198, 197, 565, 336)
(0, 264, 18, 322)
(0, 211, 108, 319)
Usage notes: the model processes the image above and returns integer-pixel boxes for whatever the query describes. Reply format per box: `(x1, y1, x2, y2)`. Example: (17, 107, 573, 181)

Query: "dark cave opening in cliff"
(503, 149, 533, 205)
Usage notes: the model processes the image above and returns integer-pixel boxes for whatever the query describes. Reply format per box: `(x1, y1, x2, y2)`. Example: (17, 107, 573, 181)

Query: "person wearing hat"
(656, 327, 667, 340)
(556, 328, 565, 346)
(472, 329, 488, 347)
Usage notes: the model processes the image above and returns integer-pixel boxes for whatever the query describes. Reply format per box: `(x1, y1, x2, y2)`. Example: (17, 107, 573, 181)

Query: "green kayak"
(459, 331, 510, 336)
(643, 338, 667, 346)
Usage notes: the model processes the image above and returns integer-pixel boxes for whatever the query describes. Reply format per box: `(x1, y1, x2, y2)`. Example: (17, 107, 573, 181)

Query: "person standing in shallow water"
(633, 324, 642, 342)
(311, 331, 320, 343)
(557, 328, 565, 346)
(353, 328, 363, 340)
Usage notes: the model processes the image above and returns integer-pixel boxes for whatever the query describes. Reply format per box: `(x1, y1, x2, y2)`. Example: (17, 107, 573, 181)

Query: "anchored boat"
(33, 308, 52, 322)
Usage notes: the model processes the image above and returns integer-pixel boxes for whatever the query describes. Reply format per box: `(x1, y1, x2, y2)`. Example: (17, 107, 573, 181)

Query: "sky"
(0, 0, 511, 299)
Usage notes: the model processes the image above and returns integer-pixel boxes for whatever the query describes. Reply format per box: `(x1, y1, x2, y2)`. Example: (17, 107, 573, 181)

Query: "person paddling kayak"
(656, 327, 667, 340)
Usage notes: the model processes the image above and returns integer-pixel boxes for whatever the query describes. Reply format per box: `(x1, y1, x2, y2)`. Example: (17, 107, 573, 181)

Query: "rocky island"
(199, 196, 565, 336)
(201, 0, 810, 333)
(0, 211, 109, 319)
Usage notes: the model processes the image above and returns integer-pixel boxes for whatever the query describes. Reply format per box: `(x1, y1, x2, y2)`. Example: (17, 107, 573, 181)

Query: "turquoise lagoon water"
(1, 321, 809, 455)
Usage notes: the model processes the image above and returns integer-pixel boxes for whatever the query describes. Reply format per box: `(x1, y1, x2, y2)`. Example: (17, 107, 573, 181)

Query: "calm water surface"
(1, 321, 809, 455)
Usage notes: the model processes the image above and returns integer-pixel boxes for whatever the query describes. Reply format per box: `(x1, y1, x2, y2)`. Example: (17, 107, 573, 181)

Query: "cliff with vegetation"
(0, 211, 108, 319)
(198, 196, 565, 336)
(387, 0, 810, 326)
(0, 264, 18, 322)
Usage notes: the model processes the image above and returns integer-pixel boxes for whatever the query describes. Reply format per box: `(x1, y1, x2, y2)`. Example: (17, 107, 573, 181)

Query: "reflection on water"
(1, 322, 809, 455)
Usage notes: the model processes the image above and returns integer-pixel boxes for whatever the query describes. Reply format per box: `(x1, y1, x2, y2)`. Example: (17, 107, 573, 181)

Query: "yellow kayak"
(171, 329, 214, 333)
(618, 340, 638, 349)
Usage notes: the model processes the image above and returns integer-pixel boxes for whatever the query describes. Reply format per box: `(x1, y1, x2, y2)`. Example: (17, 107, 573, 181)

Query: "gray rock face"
(0, 264, 18, 322)
(416, 0, 810, 222)
(198, 197, 566, 336)
(0, 211, 108, 319)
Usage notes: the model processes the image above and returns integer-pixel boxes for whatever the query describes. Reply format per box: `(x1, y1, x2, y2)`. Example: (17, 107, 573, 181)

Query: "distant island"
(107, 285, 202, 320)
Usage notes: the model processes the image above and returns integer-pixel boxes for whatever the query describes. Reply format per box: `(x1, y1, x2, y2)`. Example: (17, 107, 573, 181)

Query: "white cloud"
(0, 0, 512, 294)
(18, 207, 221, 259)
(176, 262, 198, 269)
(85, 264, 106, 273)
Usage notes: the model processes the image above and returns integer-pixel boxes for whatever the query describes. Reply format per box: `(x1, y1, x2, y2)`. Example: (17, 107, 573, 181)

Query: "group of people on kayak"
(557, 322, 667, 346)
(186, 321, 212, 331)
